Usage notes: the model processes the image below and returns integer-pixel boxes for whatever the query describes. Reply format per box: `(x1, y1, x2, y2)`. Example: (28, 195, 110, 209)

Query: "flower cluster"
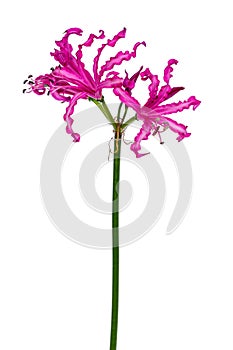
(24, 27, 200, 157)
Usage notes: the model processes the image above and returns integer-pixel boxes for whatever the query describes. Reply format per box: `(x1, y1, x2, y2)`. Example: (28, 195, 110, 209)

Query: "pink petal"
(64, 28, 83, 36)
(51, 30, 97, 92)
(77, 30, 105, 48)
(63, 92, 87, 142)
(154, 96, 201, 115)
(51, 28, 83, 65)
(93, 28, 126, 81)
(99, 41, 146, 79)
(99, 76, 123, 90)
(52, 66, 95, 92)
(130, 121, 152, 158)
(158, 116, 191, 141)
(141, 68, 160, 104)
(163, 59, 178, 84)
(123, 66, 143, 93)
(148, 59, 180, 107)
(113, 87, 141, 112)
(74, 30, 105, 84)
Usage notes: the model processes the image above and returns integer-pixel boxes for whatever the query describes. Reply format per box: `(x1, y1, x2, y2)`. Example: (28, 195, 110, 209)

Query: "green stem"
(117, 102, 123, 122)
(110, 130, 122, 350)
(90, 98, 116, 128)
(101, 99, 116, 126)
(120, 105, 128, 125)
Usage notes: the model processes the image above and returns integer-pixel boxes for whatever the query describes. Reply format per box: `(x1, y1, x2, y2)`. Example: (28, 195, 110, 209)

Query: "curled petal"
(154, 96, 201, 115)
(63, 92, 87, 142)
(149, 85, 185, 108)
(157, 116, 191, 141)
(147, 60, 180, 107)
(51, 66, 96, 92)
(51, 28, 83, 65)
(113, 87, 141, 112)
(64, 28, 83, 36)
(130, 121, 151, 158)
(77, 30, 105, 49)
(99, 77, 123, 90)
(163, 59, 178, 84)
(123, 66, 143, 93)
(51, 30, 96, 92)
(75, 29, 105, 68)
(141, 68, 160, 103)
(99, 41, 146, 78)
(93, 28, 126, 80)
(98, 71, 123, 90)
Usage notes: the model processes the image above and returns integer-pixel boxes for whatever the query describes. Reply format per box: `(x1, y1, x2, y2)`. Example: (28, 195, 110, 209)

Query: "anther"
(22, 89, 27, 93)
(23, 79, 28, 84)
(28, 74, 33, 78)
(152, 126, 160, 136)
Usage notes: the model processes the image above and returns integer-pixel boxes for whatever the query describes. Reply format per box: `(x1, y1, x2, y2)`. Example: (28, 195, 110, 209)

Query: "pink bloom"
(25, 28, 145, 142)
(114, 59, 201, 157)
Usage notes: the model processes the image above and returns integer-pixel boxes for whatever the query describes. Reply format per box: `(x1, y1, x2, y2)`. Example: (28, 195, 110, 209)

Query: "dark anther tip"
(23, 79, 28, 84)
(160, 142, 164, 145)
(23, 89, 27, 93)
(28, 74, 33, 78)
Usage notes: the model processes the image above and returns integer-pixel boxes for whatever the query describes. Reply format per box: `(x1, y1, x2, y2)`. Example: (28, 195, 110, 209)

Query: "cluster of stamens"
(22, 75, 35, 94)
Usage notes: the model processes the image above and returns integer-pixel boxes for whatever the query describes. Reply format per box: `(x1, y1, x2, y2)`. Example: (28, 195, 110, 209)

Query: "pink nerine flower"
(114, 59, 201, 157)
(24, 28, 145, 142)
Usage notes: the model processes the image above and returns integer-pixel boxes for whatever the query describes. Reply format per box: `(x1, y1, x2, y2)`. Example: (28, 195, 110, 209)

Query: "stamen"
(152, 126, 160, 136)
(23, 79, 28, 84)
(159, 122, 169, 133)
(28, 74, 33, 78)
(22, 89, 27, 93)
(158, 131, 164, 144)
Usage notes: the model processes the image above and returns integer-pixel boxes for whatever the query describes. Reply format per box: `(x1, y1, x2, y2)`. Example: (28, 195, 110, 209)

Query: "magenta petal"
(123, 66, 143, 93)
(99, 41, 146, 79)
(130, 121, 151, 158)
(163, 59, 178, 84)
(113, 87, 141, 112)
(93, 28, 126, 81)
(63, 92, 87, 142)
(99, 77, 123, 90)
(64, 28, 83, 36)
(141, 68, 160, 103)
(51, 28, 83, 65)
(158, 116, 191, 141)
(79, 30, 105, 48)
(155, 96, 201, 115)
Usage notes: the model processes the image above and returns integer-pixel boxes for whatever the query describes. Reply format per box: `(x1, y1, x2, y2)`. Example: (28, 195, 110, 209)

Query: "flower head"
(24, 27, 145, 142)
(114, 59, 201, 157)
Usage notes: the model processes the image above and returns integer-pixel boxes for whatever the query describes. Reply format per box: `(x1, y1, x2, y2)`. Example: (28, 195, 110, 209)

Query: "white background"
(1, 0, 233, 349)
